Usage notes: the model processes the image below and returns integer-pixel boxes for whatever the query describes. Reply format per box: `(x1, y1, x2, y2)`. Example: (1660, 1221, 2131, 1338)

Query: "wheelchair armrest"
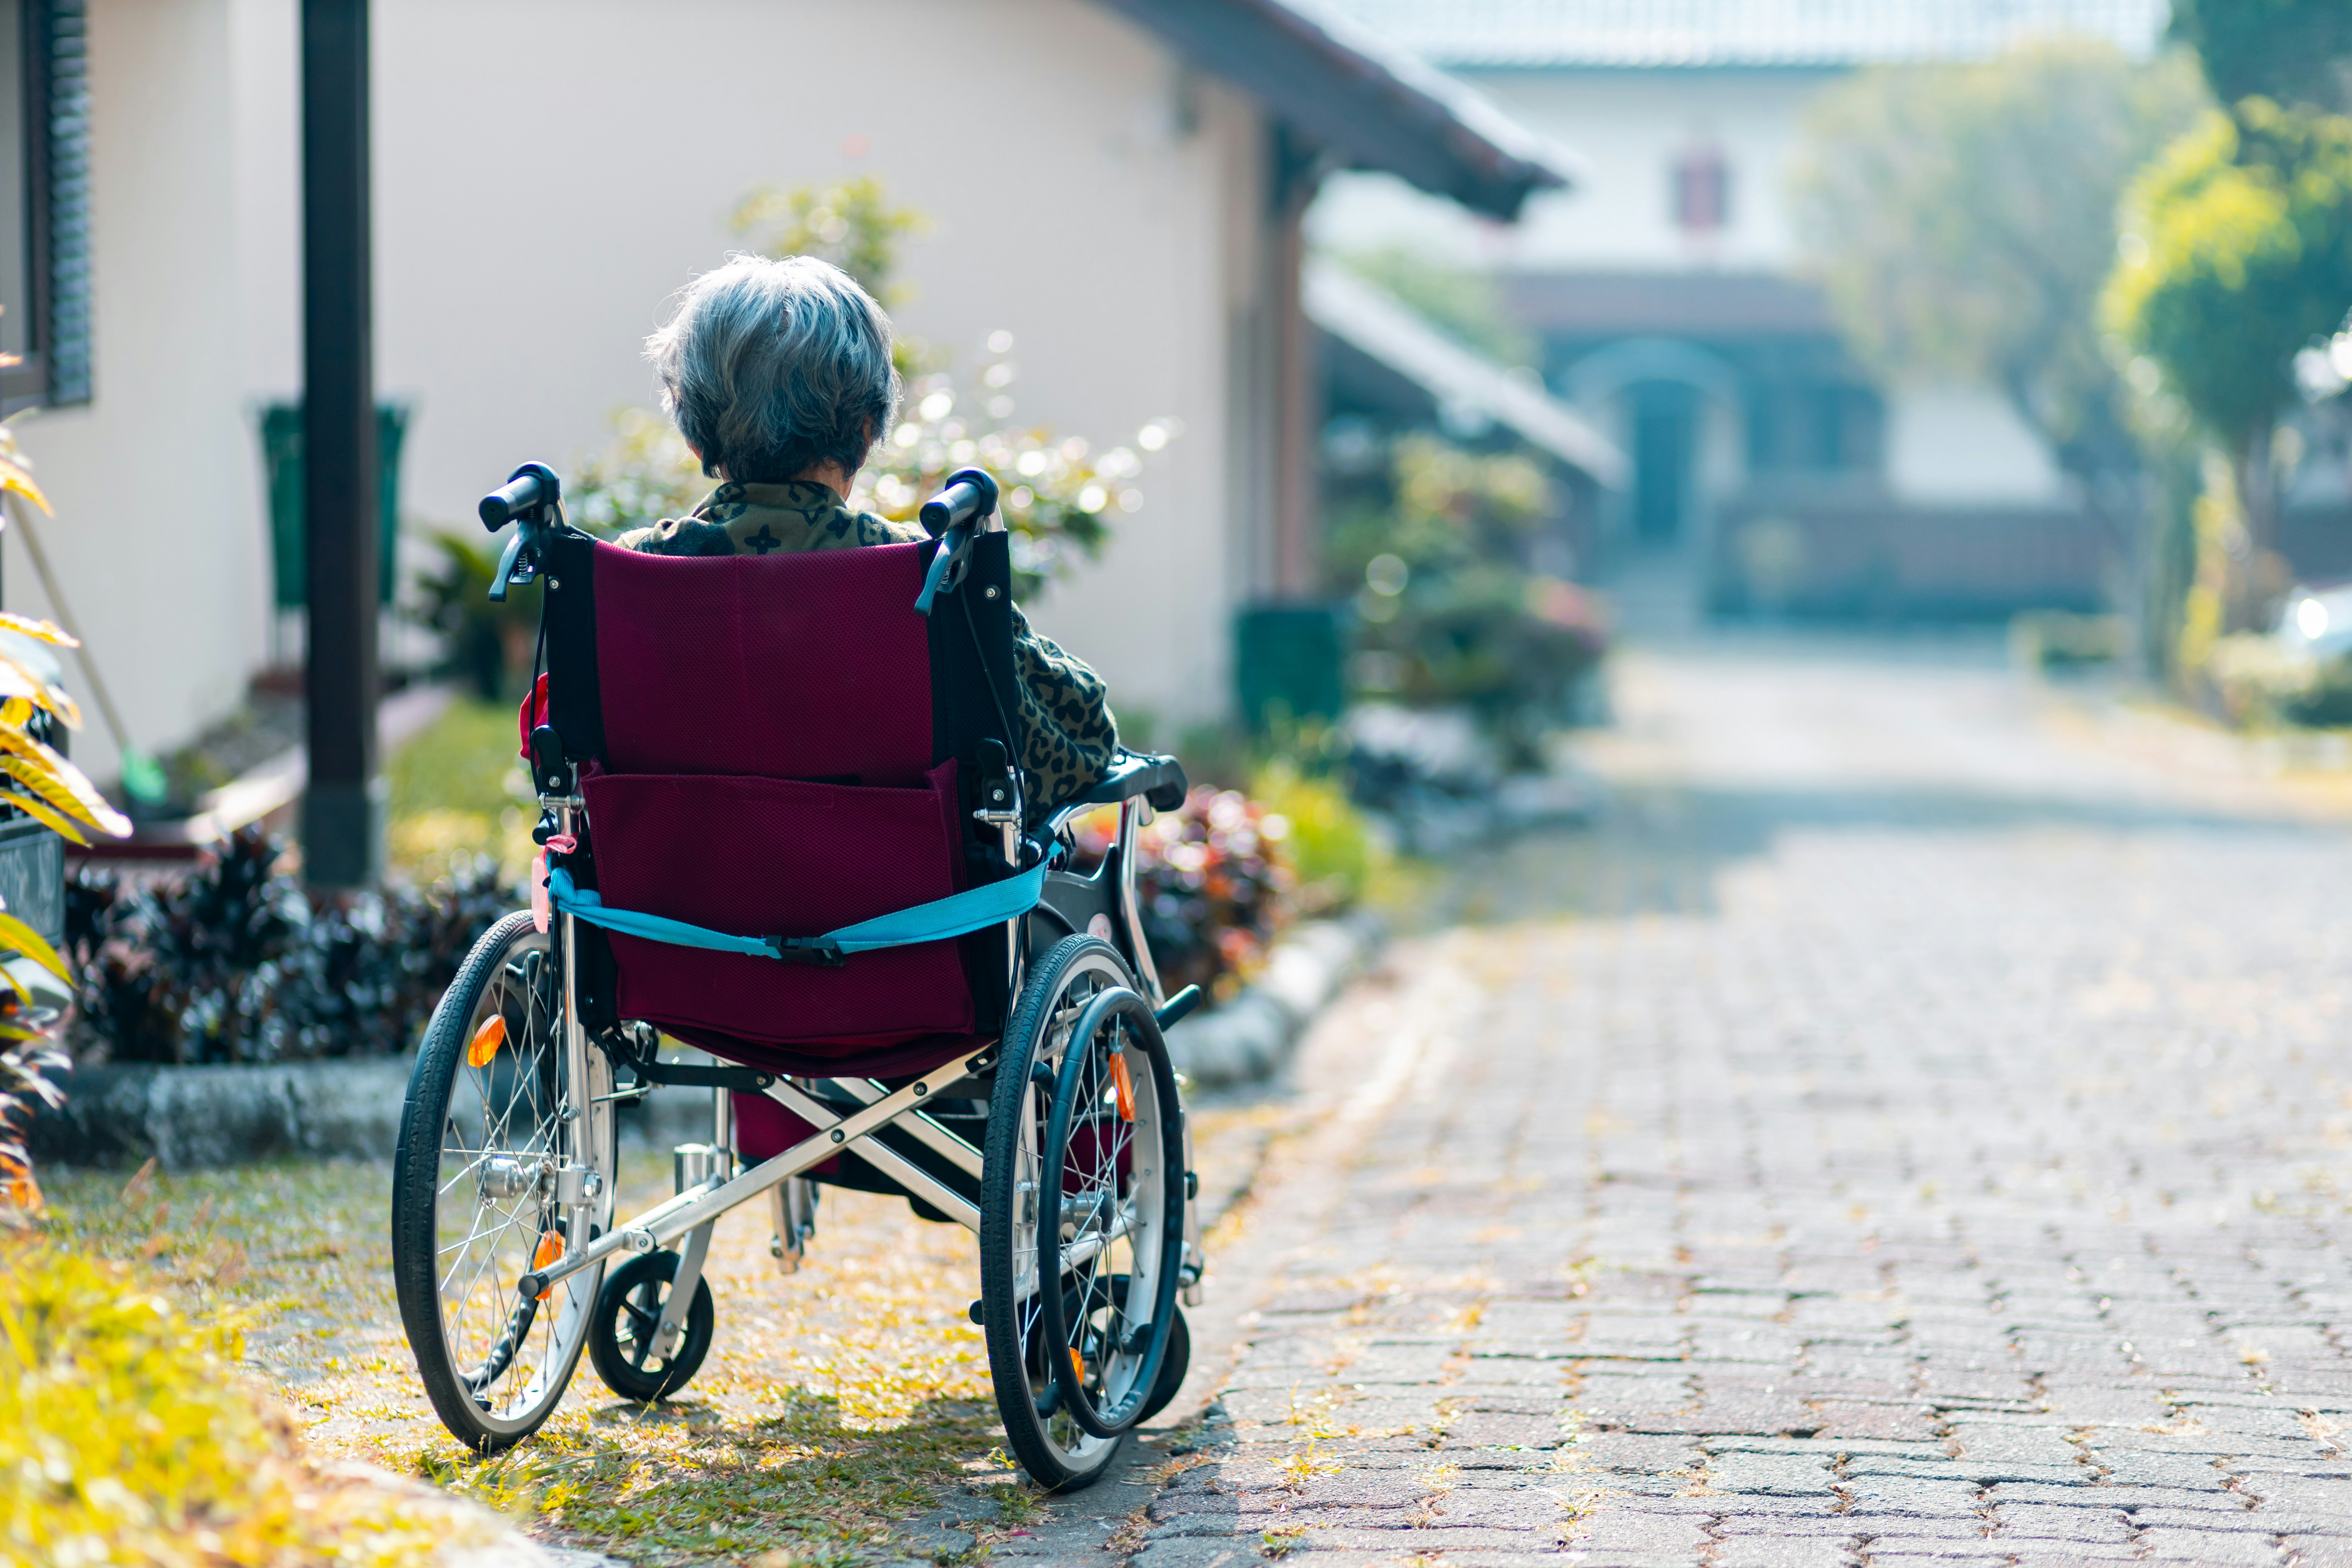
(1073, 753, 1190, 813)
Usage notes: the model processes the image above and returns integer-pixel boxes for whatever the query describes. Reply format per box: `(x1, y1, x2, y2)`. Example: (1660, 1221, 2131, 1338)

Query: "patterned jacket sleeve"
(1008, 603, 1119, 815)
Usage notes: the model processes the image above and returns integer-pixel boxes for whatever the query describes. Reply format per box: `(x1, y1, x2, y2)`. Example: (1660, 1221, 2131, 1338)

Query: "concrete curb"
(28, 1053, 704, 1171)
(31, 915, 1382, 1168)
(1161, 913, 1384, 1089)
(30, 1055, 418, 1169)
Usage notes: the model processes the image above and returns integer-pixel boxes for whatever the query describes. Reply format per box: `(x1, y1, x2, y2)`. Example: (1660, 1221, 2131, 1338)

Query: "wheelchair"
(389, 462, 1204, 1491)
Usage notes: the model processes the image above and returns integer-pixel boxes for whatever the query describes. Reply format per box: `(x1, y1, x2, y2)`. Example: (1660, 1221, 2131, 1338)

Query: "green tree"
(2169, 0, 2352, 114)
(1790, 40, 2206, 560)
(1333, 246, 1535, 368)
(2103, 101, 2352, 595)
(728, 176, 926, 304)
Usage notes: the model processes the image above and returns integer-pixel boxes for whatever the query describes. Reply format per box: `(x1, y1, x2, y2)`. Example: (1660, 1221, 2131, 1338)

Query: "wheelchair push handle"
(920, 467, 1000, 536)
(479, 462, 564, 603)
(480, 462, 563, 532)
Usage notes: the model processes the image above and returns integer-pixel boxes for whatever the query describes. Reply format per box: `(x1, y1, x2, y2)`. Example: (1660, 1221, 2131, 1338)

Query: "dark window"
(1747, 382, 1883, 475)
(1673, 145, 1729, 234)
(0, 0, 87, 412)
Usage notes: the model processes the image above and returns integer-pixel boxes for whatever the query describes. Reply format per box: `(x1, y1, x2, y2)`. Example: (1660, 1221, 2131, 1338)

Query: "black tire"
(1079, 1276, 1189, 1425)
(588, 1249, 716, 1402)
(980, 936, 1187, 1491)
(391, 911, 615, 1453)
(1138, 1293, 1190, 1424)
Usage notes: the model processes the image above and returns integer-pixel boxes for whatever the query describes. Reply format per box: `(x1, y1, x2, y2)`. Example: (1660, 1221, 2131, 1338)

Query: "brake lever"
(487, 529, 528, 603)
(914, 522, 976, 617)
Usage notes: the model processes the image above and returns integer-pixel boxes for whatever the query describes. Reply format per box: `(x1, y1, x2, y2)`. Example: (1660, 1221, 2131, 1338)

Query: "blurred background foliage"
(1325, 432, 1607, 769)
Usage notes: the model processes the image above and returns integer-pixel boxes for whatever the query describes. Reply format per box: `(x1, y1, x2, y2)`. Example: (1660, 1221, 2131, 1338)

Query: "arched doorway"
(1628, 379, 1699, 547)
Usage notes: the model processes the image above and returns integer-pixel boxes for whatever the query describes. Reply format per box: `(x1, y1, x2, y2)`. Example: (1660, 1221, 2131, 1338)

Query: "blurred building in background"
(1314, 0, 2170, 623)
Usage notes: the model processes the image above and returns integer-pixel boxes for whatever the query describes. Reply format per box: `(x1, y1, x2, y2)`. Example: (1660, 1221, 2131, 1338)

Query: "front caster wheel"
(588, 1248, 715, 1401)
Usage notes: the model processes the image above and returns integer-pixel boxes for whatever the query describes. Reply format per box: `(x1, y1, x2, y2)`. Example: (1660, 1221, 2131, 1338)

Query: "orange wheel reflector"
(1110, 1051, 1136, 1123)
(532, 1231, 564, 1301)
(1069, 1348, 1087, 1387)
(466, 1014, 507, 1068)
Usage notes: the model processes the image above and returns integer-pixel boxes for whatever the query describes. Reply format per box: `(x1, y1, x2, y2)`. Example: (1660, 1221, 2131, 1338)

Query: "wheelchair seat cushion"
(582, 759, 976, 1051)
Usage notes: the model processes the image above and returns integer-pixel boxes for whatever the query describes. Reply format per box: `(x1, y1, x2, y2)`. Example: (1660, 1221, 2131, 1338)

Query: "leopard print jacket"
(616, 480, 1119, 816)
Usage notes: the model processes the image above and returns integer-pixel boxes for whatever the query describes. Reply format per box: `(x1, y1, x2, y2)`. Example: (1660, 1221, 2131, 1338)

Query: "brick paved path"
(1128, 640, 2352, 1568)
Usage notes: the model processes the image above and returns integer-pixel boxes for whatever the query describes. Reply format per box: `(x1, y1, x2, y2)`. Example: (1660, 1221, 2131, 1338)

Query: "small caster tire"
(1140, 1300, 1190, 1424)
(588, 1249, 715, 1402)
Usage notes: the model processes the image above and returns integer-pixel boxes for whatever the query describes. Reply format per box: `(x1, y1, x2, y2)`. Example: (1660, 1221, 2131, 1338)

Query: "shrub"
(1327, 433, 1607, 769)
(1247, 759, 1379, 915)
(1075, 787, 1294, 1001)
(66, 827, 512, 1065)
(0, 1236, 467, 1565)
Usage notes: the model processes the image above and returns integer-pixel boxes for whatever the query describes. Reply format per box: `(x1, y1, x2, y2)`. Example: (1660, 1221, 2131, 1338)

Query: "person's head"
(645, 254, 900, 487)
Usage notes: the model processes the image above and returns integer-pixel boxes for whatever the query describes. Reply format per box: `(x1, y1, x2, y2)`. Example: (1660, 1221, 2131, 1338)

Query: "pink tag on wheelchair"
(531, 849, 550, 933)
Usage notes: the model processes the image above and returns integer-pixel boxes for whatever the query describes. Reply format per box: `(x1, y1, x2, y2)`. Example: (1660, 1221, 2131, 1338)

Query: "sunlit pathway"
(1123, 635, 2352, 1568)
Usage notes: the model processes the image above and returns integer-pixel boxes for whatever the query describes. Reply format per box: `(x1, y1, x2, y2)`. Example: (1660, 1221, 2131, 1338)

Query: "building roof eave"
(1306, 259, 1628, 487)
(1094, 0, 1577, 220)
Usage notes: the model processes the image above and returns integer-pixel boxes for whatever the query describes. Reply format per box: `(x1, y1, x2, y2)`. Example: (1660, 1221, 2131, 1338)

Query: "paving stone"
(2129, 1529, 2289, 1564)
(1119, 642, 2352, 1565)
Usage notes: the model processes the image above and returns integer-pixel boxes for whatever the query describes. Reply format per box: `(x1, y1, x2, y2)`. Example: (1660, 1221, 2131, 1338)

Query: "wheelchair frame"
(512, 777, 1204, 1358)
(404, 462, 1206, 1481)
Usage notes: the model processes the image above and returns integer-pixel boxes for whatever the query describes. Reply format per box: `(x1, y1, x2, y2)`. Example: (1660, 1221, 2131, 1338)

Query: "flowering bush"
(1076, 787, 1294, 1000)
(562, 177, 1175, 599)
(850, 355, 1175, 596)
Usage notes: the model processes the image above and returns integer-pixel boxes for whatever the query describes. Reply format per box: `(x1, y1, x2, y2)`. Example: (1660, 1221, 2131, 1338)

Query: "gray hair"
(646, 254, 900, 483)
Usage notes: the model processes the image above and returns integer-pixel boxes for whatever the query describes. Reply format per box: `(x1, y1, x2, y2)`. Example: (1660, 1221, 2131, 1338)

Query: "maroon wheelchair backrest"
(592, 539, 934, 786)
(536, 535, 1004, 1065)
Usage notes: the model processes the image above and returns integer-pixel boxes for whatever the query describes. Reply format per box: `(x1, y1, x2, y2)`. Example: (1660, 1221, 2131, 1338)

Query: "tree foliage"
(2169, 0, 2352, 114)
(2105, 102, 2352, 462)
(1790, 39, 2206, 479)
(563, 177, 1171, 602)
(1334, 246, 1535, 368)
(728, 176, 926, 305)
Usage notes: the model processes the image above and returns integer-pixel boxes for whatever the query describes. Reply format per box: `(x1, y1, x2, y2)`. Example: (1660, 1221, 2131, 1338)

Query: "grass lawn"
(36, 1095, 1278, 1566)
(385, 697, 536, 886)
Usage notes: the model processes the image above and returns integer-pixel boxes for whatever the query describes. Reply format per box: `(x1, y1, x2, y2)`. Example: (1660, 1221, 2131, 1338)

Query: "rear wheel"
(980, 936, 1187, 1491)
(392, 912, 615, 1451)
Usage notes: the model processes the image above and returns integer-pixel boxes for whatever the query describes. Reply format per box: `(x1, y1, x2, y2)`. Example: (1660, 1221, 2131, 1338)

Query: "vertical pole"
(300, 0, 380, 887)
(1269, 125, 1322, 599)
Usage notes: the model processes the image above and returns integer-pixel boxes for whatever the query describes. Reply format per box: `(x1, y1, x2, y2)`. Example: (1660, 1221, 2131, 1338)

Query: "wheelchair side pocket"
(580, 763, 979, 1050)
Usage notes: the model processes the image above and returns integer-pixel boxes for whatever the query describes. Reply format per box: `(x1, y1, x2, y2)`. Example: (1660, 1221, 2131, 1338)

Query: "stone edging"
(32, 914, 1382, 1169)
(1161, 913, 1384, 1089)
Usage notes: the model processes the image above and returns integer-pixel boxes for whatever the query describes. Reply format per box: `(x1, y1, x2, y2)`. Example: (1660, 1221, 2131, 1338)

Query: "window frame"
(0, 0, 87, 414)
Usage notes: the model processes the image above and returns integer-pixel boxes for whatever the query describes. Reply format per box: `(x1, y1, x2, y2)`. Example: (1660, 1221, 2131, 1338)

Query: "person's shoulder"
(851, 509, 926, 547)
(615, 516, 737, 557)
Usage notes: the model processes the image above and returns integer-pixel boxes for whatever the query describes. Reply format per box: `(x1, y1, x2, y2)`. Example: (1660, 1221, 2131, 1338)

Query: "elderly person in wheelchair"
(389, 255, 1201, 1490)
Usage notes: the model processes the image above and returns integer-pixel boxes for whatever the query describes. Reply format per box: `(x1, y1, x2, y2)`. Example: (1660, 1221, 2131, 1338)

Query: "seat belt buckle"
(764, 936, 847, 967)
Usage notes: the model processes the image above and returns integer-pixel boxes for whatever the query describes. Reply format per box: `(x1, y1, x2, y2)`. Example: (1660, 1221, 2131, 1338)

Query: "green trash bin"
(1234, 603, 1345, 732)
(260, 400, 409, 609)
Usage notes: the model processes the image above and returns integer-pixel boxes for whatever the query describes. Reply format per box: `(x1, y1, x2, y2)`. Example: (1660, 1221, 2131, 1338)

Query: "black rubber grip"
(481, 463, 562, 531)
(919, 467, 999, 534)
(480, 473, 544, 531)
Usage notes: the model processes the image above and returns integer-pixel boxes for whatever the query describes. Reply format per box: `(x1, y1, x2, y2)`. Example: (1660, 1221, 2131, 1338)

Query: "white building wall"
(353, 0, 1252, 734)
(1884, 385, 2070, 506)
(1310, 67, 1834, 271)
(0, 0, 270, 784)
(19, 0, 1270, 793)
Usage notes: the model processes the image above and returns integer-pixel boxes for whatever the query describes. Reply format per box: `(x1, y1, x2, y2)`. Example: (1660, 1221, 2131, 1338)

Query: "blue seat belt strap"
(545, 862, 1050, 964)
